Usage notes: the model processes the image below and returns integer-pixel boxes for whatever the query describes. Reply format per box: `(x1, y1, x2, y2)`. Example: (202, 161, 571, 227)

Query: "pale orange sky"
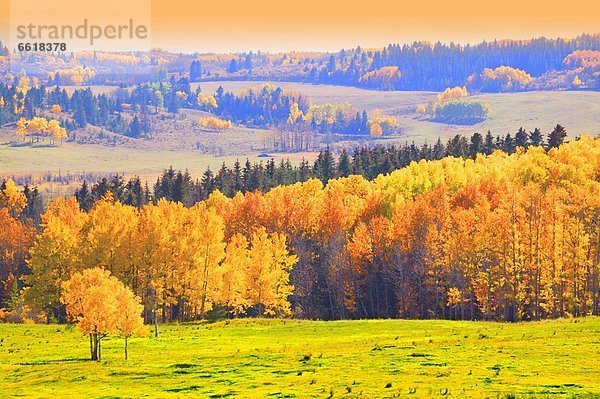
(1, 0, 599, 53)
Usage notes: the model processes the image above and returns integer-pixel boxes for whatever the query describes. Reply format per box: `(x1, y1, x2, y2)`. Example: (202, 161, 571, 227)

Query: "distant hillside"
(2, 33, 599, 91)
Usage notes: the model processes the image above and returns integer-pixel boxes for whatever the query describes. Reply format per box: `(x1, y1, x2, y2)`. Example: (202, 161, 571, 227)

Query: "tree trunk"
(91, 333, 99, 361)
(124, 336, 129, 360)
(200, 245, 210, 319)
(89, 334, 94, 360)
(153, 300, 159, 338)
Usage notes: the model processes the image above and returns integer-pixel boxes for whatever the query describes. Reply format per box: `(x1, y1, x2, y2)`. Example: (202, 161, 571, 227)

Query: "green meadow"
(1, 318, 599, 398)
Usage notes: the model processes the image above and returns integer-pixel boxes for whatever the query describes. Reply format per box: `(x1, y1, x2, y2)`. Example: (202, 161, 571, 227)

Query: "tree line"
(1, 133, 595, 324)
(72, 125, 570, 209)
(306, 34, 600, 90)
(5, 77, 377, 139)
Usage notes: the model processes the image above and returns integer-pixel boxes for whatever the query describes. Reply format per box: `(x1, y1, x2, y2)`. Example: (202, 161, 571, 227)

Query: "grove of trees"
(1, 135, 597, 324)
(61, 267, 146, 360)
(308, 34, 600, 90)
(418, 86, 490, 124)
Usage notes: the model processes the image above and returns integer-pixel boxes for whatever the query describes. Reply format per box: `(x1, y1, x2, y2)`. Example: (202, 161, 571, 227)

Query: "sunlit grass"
(1, 318, 599, 398)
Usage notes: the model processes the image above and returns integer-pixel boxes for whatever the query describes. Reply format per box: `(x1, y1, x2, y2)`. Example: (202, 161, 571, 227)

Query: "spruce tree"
(547, 124, 567, 149)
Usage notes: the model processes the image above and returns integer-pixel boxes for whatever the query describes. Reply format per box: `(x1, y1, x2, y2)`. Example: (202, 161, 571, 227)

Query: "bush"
(199, 117, 232, 131)
(431, 99, 490, 124)
(417, 86, 490, 124)
(467, 66, 533, 92)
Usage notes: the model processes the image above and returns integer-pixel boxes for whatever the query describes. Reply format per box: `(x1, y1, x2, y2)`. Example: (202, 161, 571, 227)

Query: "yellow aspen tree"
(61, 267, 145, 360)
(47, 120, 67, 145)
(218, 233, 250, 314)
(136, 200, 185, 333)
(244, 228, 297, 316)
(84, 195, 139, 281)
(0, 178, 27, 217)
(186, 203, 225, 319)
(26, 198, 87, 322)
(50, 104, 62, 116)
(61, 267, 118, 361)
(113, 283, 146, 360)
(287, 102, 303, 124)
(15, 118, 27, 141)
(369, 123, 383, 138)
(197, 92, 218, 111)
(27, 117, 48, 143)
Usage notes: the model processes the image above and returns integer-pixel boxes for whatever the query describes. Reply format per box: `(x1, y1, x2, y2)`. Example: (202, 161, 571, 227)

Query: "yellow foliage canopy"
(359, 66, 401, 90)
(61, 267, 146, 359)
(14, 117, 67, 144)
(199, 116, 232, 131)
(49, 66, 95, 85)
(197, 92, 218, 110)
(467, 66, 533, 92)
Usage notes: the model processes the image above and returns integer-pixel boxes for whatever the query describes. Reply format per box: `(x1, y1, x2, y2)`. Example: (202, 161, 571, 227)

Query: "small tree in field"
(61, 268, 145, 360)
(113, 284, 146, 360)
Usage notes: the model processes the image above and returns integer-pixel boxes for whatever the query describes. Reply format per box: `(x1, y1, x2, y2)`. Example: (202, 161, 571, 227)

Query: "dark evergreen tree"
(483, 131, 496, 155)
(228, 59, 239, 73)
(337, 149, 351, 177)
(313, 146, 336, 184)
(469, 132, 484, 158)
(22, 185, 44, 225)
(503, 133, 516, 154)
(515, 127, 529, 148)
(189, 60, 202, 82)
(547, 124, 568, 149)
(128, 116, 142, 138)
(529, 128, 544, 147)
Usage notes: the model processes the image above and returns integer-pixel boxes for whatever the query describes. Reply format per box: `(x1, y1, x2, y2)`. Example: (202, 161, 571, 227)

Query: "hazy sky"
(149, 0, 600, 53)
(2, 0, 599, 53)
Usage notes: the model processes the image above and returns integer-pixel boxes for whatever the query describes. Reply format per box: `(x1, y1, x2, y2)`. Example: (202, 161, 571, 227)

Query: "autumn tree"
(467, 66, 533, 92)
(217, 233, 249, 314)
(113, 282, 146, 359)
(47, 119, 67, 145)
(244, 228, 297, 316)
(61, 268, 145, 360)
(369, 123, 383, 138)
(50, 104, 62, 116)
(26, 198, 87, 322)
(15, 118, 27, 141)
(197, 92, 217, 111)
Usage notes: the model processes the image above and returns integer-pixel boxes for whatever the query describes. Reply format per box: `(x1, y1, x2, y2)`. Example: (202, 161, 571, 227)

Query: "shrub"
(199, 117, 232, 131)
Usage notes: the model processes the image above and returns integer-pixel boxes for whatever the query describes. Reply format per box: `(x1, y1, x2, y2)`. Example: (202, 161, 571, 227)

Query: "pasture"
(1, 318, 599, 398)
(196, 81, 600, 141)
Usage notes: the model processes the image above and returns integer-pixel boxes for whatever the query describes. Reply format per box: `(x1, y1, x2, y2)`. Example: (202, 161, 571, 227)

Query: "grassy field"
(1, 318, 599, 398)
(0, 109, 317, 195)
(196, 81, 600, 141)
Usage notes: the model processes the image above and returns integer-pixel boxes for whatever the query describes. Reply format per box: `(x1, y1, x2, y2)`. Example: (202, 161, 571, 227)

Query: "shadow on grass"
(164, 385, 202, 393)
(427, 117, 486, 126)
(19, 357, 90, 366)
(5, 141, 58, 148)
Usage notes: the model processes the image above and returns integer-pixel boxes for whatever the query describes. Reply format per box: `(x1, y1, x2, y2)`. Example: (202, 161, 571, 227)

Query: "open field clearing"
(1, 318, 599, 398)
(193, 81, 438, 111)
(0, 130, 317, 195)
(49, 82, 600, 142)
(196, 81, 600, 141)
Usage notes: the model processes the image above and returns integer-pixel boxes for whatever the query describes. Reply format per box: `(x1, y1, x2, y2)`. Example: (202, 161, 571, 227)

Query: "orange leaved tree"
(60, 268, 145, 360)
